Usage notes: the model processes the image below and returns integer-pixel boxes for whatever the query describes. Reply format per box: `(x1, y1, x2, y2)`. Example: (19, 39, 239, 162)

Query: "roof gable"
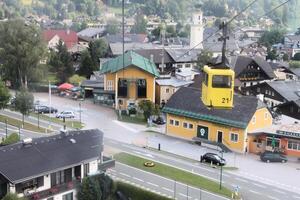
(42, 29, 78, 49)
(100, 51, 159, 77)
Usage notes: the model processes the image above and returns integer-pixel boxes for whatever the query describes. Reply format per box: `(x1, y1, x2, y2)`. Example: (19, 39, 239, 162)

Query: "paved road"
(107, 163, 229, 200)
(105, 138, 300, 200)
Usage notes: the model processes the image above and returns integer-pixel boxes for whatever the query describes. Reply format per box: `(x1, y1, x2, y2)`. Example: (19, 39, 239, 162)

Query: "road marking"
(292, 195, 300, 199)
(267, 195, 279, 200)
(113, 120, 139, 133)
(222, 174, 230, 177)
(252, 183, 267, 188)
(179, 193, 192, 199)
(117, 162, 230, 200)
(133, 177, 144, 182)
(119, 172, 130, 178)
(162, 187, 173, 193)
(272, 189, 286, 194)
(234, 177, 249, 183)
(249, 190, 261, 195)
(147, 182, 158, 187)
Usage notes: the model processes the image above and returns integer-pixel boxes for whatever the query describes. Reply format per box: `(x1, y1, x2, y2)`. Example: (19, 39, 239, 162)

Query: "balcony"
(26, 180, 80, 200)
(98, 156, 115, 171)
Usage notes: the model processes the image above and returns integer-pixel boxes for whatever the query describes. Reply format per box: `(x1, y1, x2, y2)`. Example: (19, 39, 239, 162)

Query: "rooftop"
(155, 77, 193, 87)
(265, 81, 300, 101)
(0, 129, 103, 184)
(77, 27, 105, 38)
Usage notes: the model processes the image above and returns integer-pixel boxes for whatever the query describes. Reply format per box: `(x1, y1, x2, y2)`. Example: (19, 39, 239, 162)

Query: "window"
(84, 163, 90, 177)
(252, 116, 256, 124)
(118, 79, 128, 97)
(177, 64, 183, 68)
(212, 75, 231, 88)
(51, 171, 65, 187)
(203, 72, 208, 86)
(62, 192, 73, 200)
(230, 133, 238, 142)
(174, 120, 179, 126)
(290, 106, 294, 113)
(169, 119, 174, 125)
(185, 64, 191, 68)
(189, 124, 194, 129)
(166, 88, 169, 93)
(264, 112, 268, 120)
(266, 137, 280, 148)
(183, 122, 188, 128)
(288, 141, 300, 151)
(107, 80, 114, 91)
(272, 91, 275, 96)
(137, 79, 147, 98)
(265, 90, 268, 95)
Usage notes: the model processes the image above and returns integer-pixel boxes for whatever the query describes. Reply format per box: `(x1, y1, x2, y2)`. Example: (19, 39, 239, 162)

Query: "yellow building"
(100, 51, 159, 110)
(162, 87, 272, 153)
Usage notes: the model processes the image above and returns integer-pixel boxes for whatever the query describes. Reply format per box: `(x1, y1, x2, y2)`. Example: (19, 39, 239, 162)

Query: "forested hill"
(0, 0, 299, 31)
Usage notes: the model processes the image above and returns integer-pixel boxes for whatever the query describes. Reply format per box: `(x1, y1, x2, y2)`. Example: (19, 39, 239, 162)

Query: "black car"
(35, 106, 58, 114)
(260, 151, 287, 163)
(200, 153, 226, 166)
(152, 116, 166, 125)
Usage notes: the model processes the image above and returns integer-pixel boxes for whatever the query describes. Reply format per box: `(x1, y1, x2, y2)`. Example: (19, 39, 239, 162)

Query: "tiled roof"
(42, 29, 78, 49)
(163, 87, 260, 129)
(265, 81, 300, 101)
(0, 129, 103, 183)
(100, 51, 159, 77)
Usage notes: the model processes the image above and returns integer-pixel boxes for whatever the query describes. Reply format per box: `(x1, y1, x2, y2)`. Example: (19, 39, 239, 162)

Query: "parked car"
(56, 111, 75, 119)
(200, 153, 226, 166)
(260, 151, 287, 163)
(34, 105, 58, 114)
(152, 116, 166, 125)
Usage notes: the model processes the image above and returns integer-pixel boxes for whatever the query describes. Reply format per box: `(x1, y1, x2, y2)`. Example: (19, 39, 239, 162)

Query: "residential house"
(240, 27, 265, 41)
(155, 77, 193, 106)
(0, 129, 114, 200)
(42, 29, 78, 50)
(240, 45, 267, 59)
(284, 35, 300, 57)
(162, 86, 272, 153)
(100, 51, 159, 110)
(77, 27, 106, 39)
(166, 48, 199, 72)
(269, 62, 297, 80)
(104, 34, 148, 44)
(108, 42, 156, 57)
(245, 80, 300, 108)
(275, 100, 300, 120)
(231, 56, 275, 90)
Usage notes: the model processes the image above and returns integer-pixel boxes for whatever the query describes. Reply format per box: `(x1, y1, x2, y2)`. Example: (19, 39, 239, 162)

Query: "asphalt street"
(105, 138, 300, 200)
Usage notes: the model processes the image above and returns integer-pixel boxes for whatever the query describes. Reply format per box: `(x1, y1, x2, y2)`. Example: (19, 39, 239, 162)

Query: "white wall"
(42, 189, 77, 200)
(89, 160, 99, 175)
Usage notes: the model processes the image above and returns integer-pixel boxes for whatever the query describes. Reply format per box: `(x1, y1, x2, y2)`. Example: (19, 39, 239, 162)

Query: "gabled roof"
(231, 56, 275, 78)
(163, 87, 260, 129)
(165, 48, 200, 63)
(0, 129, 103, 183)
(134, 49, 174, 64)
(42, 29, 78, 49)
(100, 51, 159, 77)
(77, 27, 105, 38)
(104, 34, 148, 44)
(264, 81, 300, 101)
(109, 42, 156, 56)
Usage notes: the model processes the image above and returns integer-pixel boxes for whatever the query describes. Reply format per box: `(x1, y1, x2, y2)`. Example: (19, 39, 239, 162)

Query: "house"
(245, 81, 300, 108)
(0, 129, 115, 200)
(240, 27, 265, 41)
(133, 49, 174, 74)
(240, 45, 267, 59)
(248, 115, 300, 157)
(162, 86, 272, 153)
(155, 77, 193, 106)
(284, 35, 300, 57)
(269, 62, 297, 80)
(104, 34, 148, 44)
(99, 51, 159, 110)
(77, 27, 105, 39)
(165, 48, 199, 72)
(231, 56, 275, 89)
(108, 42, 156, 57)
(275, 100, 300, 120)
(42, 29, 78, 50)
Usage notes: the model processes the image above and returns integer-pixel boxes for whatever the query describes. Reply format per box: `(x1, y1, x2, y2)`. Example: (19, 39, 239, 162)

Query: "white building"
(190, 9, 204, 49)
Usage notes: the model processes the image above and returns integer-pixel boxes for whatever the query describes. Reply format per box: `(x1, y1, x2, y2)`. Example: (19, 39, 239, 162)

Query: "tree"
(78, 50, 95, 78)
(293, 53, 300, 61)
(1, 193, 27, 200)
(49, 40, 74, 83)
(130, 15, 147, 34)
(106, 19, 120, 35)
(0, 81, 10, 110)
(15, 89, 34, 127)
(259, 29, 286, 48)
(1, 133, 20, 145)
(266, 49, 277, 60)
(69, 74, 86, 86)
(138, 100, 157, 120)
(295, 27, 300, 36)
(197, 50, 213, 69)
(88, 39, 108, 68)
(0, 19, 46, 89)
(282, 53, 289, 61)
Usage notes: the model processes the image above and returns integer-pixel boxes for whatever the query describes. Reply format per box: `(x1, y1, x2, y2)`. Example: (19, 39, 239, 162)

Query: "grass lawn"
(30, 113, 84, 129)
(117, 113, 146, 125)
(0, 115, 48, 133)
(114, 152, 232, 198)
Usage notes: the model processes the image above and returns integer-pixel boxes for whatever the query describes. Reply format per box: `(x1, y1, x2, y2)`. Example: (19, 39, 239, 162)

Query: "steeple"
(190, 6, 204, 49)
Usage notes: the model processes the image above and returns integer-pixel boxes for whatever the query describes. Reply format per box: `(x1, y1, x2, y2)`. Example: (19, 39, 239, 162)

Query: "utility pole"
(161, 25, 166, 73)
(219, 150, 224, 190)
(218, 21, 229, 65)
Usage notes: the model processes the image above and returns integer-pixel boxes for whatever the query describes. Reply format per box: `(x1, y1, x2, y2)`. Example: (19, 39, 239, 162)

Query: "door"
(217, 131, 223, 143)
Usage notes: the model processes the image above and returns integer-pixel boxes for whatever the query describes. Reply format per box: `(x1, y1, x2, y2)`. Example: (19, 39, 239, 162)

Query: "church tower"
(190, 8, 204, 49)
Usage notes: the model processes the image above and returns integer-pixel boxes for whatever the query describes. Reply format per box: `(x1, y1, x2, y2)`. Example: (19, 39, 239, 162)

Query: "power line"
(176, 0, 259, 61)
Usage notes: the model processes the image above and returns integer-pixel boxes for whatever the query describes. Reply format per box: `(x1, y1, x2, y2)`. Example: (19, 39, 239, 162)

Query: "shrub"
(1, 133, 20, 145)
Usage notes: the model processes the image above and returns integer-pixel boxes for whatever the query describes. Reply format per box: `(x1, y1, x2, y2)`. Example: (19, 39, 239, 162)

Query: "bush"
(289, 61, 300, 68)
(1, 133, 20, 145)
(1, 193, 27, 200)
(114, 181, 172, 200)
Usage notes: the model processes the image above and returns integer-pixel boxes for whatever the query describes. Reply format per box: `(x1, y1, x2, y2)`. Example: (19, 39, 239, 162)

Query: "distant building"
(42, 29, 78, 50)
(190, 8, 204, 49)
(77, 27, 106, 39)
(0, 129, 114, 200)
(283, 35, 300, 57)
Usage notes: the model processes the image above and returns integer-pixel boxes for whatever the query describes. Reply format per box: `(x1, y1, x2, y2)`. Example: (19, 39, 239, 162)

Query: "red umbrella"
(58, 83, 74, 90)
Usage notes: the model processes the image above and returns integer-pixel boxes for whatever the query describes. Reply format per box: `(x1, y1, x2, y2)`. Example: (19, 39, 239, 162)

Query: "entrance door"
(217, 131, 223, 143)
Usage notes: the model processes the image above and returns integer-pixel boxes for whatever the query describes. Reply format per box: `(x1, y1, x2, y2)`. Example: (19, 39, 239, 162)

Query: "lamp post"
(219, 150, 224, 190)
(37, 111, 40, 129)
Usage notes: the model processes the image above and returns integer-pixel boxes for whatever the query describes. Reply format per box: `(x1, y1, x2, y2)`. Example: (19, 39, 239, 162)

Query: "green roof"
(162, 107, 248, 129)
(100, 51, 159, 77)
